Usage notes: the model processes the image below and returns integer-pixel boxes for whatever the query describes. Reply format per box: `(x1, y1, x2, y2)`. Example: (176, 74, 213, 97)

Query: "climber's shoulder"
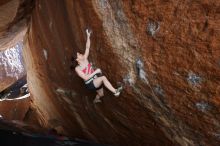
(75, 66, 80, 72)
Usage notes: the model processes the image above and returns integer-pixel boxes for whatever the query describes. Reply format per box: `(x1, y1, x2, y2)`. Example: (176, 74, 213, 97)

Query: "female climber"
(74, 29, 122, 103)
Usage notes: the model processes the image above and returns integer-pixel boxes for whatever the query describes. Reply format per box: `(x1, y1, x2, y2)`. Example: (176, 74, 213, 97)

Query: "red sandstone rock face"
(0, 93, 30, 120)
(0, 0, 30, 126)
(0, 0, 32, 51)
(0, 0, 220, 146)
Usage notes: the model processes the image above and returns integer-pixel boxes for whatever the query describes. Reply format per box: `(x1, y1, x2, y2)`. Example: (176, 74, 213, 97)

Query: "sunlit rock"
(0, 42, 26, 91)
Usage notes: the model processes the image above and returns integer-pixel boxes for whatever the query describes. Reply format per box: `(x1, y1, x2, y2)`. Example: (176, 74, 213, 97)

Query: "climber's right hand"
(95, 68, 102, 74)
(86, 29, 92, 37)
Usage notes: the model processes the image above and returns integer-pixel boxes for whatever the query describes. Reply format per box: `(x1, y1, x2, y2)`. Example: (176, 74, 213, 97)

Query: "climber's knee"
(102, 76, 107, 81)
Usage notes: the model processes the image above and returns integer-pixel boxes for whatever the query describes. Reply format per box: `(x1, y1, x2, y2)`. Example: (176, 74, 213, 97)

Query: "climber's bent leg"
(93, 94, 101, 103)
(96, 87, 104, 97)
(93, 76, 116, 93)
(93, 88, 104, 103)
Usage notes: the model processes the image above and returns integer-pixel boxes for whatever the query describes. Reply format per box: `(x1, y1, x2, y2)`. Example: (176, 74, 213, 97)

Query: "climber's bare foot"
(93, 98, 102, 104)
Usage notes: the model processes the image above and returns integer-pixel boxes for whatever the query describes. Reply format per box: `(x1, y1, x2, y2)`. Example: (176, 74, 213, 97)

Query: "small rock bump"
(187, 72, 202, 86)
(195, 101, 211, 112)
(136, 58, 149, 84)
(146, 19, 160, 36)
(154, 85, 164, 97)
(123, 74, 134, 85)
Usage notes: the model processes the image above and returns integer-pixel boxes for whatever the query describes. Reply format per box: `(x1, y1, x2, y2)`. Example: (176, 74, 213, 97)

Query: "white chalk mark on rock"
(43, 49, 48, 60)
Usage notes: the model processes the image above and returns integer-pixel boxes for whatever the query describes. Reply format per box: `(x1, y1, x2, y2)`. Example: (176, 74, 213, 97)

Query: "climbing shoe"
(93, 98, 102, 104)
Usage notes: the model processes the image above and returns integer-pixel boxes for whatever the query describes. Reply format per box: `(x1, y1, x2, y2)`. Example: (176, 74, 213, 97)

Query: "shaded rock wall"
(0, 0, 220, 146)
(0, 0, 30, 126)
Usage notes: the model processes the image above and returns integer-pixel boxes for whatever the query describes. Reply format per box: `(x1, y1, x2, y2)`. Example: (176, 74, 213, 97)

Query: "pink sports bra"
(81, 63, 94, 75)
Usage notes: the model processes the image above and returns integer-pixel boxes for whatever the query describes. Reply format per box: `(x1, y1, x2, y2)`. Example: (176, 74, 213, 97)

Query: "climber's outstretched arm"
(84, 29, 92, 59)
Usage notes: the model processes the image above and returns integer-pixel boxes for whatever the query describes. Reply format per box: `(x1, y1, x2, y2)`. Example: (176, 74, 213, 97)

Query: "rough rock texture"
(0, 93, 30, 120)
(0, 0, 220, 146)
(0, 0, 28, 91)
(0, 0, 32, 91)
(0, 0, 33, 51)
(0, 41, 26, 91)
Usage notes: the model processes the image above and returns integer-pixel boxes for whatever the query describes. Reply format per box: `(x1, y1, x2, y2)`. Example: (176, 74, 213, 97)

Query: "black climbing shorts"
(85, 74, 103, 91)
